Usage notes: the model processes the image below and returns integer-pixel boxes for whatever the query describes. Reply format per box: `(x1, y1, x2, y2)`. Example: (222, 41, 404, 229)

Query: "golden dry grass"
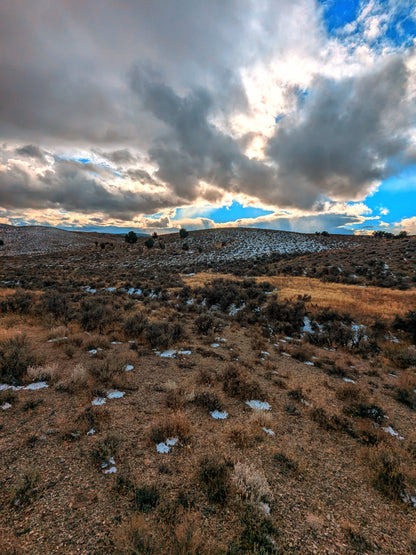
(182, 273, 415, 322)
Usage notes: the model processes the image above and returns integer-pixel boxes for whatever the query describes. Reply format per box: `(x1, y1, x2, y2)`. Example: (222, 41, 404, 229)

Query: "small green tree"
(125, 231, 138, 244)
(145, 237, 154, 249)
(179, 228, 188, 239)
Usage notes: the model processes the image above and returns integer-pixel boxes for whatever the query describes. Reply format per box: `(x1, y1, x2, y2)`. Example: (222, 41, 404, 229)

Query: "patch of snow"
(304, 361, 314, 366)
(158, 349, 177, 358)
(106, 390, 124, 399)
(258, 502, 271, 515)
(48, 336, 68, 343)
(92, 397, 106, 406)
(157, 442, 170, 453)
(246, 400, 271, 410)
(165, 438, 178, 446)
(343, 378, 356, 384)
(24, 382, 48, 390)
(211, 343, 220, 348)
(302, 317, 313, 334)
(125, 364, 134, 371)
(262, 427, 275, 436)
(382, 426, 404, 440)
(1, 402, 12, 410)
(88, 349, 98, 354)
(177, 350, 192, 355)
(87, 428, 95, 435)
(282, 352, 291, 357)
(388, 373, 397, 378)
(261, 351, 270, 356)
(111, 341, 122, 345)
(301, 399, 312, 407)
(211, 410, 228, 420)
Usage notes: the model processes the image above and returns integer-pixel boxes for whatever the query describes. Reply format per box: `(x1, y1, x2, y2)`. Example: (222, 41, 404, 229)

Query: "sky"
(0, 0, 415, 235)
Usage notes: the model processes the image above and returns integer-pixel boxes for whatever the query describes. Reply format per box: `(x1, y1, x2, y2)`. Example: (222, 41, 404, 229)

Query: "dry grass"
(182, 273, 415, 323)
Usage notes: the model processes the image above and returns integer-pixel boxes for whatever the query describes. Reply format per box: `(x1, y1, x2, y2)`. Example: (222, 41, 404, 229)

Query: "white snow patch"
(211, 410, 228, 420)
(156, 437, 179, 453)
(302, 317, 313, 334)
(125, 364, 134, 371)
(304, 361, 314, 366)
(158, 349, 177, 358)
(24, 382, 49, 390)
(48, 336, 67, 343)
(262, 427, 275, 436)
(246, 400, 271, 410)
(1, 402, 12, 410)
(107, 390, 124, 399)
(92, 397, 106, 406)
(343, 378, 356, 384)
(382, 426, 404, 440)
(177, 350, 192, 355)
(211, 343, 220, 348)
(87, 428, 95, 435)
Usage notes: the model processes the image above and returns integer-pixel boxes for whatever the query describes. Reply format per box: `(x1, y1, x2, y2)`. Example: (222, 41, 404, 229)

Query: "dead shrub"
(198, 455, 232, 505)
(233, 462, 273, 506)
(368, 445, 408, 501)
(122, 311, 148, 339)
(228, 424, 256, 449)
(88, 354, 126, 386)
(0, 335, 39, 385)
(193, 390, 223, 412)
(11, 467, 40, 507)
(221, 363, 265, 401)
(27, 362, 60, 383)
(114, 514, 157, 554)
(150, 413, 191, 445)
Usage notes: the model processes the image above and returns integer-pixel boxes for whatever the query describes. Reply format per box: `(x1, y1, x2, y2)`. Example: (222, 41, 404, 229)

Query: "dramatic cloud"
(0, 0, 415, 232)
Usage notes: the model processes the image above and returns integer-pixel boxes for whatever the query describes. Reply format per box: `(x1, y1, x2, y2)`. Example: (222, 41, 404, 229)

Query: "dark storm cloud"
(267, 57, 413, 201)
(15, 145, 46, 161)
(0, 158, 178, 220)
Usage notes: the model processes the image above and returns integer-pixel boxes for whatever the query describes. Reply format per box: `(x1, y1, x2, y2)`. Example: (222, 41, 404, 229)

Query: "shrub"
(144, 238, 154, 249)
(145, 322, 171, 350)
(125, 231, 138, 244)
(233, 462, 272, 506)
(265, 297, 306, 336)
(92, 433, 122, 465)
(123, 312, 148, 338)
(150, 413, 191, 444)
(11, 467, 40, 507)
(115, 514, 157, 553)
(179, 228, 188, 239)
(195, 314, 213, 334)
(193, 391, 222, 412)
(369, 447, 407, 500)
(393, 311, 416, 342)
(88, 354, 126, 385)
(346, 403, 385, 423)
(198, 456, 231, 505)
(221, 363, 265, 401)
(134, 485, 159, 513)
(80, 300, 114, 333)
(1, 291, 33, 314)
(236, 506, 277, 553)
(0, 335, 38, 384)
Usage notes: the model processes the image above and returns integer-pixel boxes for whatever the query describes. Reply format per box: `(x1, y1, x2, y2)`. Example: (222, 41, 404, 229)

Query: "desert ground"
(0, 227, 416, 554)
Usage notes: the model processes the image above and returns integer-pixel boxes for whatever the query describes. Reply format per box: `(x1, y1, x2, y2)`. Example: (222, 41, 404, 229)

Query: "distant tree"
(145, 237, 154, 249)
(179, 228, 188, 239)
(152, 232, 158, 240)
(373, 230, 394, 239)
(398, 230, 408, 238)
(320, 230, 329, 236)
(125, 231, 138, 244)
